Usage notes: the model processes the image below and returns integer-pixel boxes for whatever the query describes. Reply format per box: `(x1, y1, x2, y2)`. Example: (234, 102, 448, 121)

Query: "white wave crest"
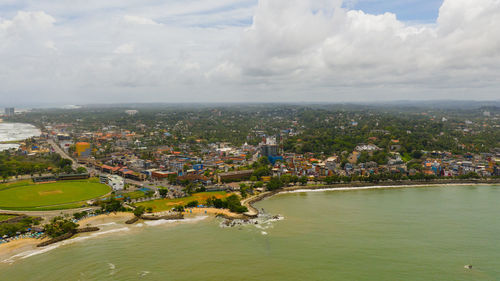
(2, 227, 131, 263)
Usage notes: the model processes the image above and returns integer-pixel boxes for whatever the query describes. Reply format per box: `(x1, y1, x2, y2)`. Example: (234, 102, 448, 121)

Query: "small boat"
(464, 265, 472, 269)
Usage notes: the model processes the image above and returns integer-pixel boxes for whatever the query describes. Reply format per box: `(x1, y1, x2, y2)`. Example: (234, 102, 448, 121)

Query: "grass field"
(122, 190, 148, 200)
(136, 191, 230, 212)
(0, 178, 111, 211)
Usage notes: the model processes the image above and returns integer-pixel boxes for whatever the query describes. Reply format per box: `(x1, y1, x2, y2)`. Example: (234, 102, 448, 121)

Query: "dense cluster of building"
(42, 120, 500, 187)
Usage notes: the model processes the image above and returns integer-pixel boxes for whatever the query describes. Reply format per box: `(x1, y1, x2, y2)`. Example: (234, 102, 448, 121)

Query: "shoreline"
(0, 212, 134, 260)
(77, 212, 135, 227)
(242, 179, 500, 216)
(2, 180, 499, 262)
(182, 207, 248, 219)
(0, 238, 48, 262)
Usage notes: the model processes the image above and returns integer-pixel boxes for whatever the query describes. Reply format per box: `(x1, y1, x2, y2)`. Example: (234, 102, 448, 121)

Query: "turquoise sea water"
(1, 185, 500, 280)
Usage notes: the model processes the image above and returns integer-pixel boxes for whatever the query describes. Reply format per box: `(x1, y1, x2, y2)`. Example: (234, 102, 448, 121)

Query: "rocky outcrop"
(141, 213, 184, 220)
(125, 216, 140, 224)
(37, 227, 100, 247)
(75, 227, 99, 233)
(37, 232, 74, 247)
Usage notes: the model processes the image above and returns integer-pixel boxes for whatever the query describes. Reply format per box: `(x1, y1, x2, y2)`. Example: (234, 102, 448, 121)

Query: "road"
(47, 139, 80, 170)
(0, 207, 100, 222)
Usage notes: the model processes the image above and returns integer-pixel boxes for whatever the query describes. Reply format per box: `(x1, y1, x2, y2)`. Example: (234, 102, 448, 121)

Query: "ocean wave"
(281, 185, 412, 194)
(279, 183, 494, 194)
(2, 244, 61, 263)
(2, 227, 131, 263)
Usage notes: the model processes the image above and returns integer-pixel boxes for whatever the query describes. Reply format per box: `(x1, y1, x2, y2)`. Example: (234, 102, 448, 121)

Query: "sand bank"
(0, 238, 48, 261)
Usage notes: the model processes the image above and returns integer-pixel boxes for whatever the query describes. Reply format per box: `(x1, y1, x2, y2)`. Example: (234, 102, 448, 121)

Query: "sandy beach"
(77, 212, 135, 227)
(0, 238, 49, 261)
(183, 207, 243, 218)
(0, 213, 135, 262)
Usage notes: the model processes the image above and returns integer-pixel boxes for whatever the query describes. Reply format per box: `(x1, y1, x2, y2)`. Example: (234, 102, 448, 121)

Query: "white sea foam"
(108, 262, 116, 275)
(280, 183, 494, 195)
(2, 227, 131, 263)
(2, 244, 61, 263)
(0, 123, 40, 151)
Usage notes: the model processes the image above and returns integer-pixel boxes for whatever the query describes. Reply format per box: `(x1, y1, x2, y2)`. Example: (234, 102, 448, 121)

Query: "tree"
(184, 182, 196, 195)
(298, 176, 308, 185)
(225, 194, 248, 213)
(58, 159, 73, 169)
(76, 167, 88, 174)
(252, 166, 271, 179)
(44, 217, 78, 238)
(61, 165, 74, 174)
(185, 200, 198, 208)
(159, 188, 168, 198)
(258, 156, 270, 166)
(267, 177, 284, 191)
(101, 198, 124, 213)
(173, 205, 185, 212)
(133, 206, 146, 217)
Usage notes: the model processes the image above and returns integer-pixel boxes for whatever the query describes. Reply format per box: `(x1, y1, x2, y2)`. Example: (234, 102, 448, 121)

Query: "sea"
(1, 184, 500, 280)
(0, 122, 41, 151)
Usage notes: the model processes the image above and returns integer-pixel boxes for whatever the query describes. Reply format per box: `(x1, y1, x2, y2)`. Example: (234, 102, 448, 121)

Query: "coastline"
(242, 179, 500, 216)
(77, 212, 135, 227)
(0, 238, 49, 262)
(2, 179, 499, 263)
(182, 207, 248, 219)
(0, 213, 134, 261)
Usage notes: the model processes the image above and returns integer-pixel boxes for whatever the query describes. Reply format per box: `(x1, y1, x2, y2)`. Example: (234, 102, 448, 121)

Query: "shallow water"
(1, 185, 500, 280)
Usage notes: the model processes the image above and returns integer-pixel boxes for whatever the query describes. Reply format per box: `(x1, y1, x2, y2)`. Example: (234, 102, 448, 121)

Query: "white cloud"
(210, 0, 500, 100)
(0, 0, 499, 105)
(123, 15, 159, 25)
(113, 43, 135, 54)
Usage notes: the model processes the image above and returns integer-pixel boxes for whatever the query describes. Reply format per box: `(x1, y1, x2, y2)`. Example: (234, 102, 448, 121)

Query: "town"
(3, 104, 499, 193)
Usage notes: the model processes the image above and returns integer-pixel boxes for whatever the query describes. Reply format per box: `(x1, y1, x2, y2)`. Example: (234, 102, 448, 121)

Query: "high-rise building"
(260, 137, 278, 157)
(4, 108, 14, 117)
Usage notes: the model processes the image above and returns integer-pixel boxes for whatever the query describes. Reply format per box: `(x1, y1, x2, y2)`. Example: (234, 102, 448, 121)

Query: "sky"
(0, 0, 499, 106)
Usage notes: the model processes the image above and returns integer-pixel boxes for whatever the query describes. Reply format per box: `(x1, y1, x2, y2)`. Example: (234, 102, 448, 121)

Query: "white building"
(100, 175, 125, 191)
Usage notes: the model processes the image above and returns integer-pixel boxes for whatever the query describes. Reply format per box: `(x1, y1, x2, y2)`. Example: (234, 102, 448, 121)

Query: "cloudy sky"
(0, 0, 499, 105)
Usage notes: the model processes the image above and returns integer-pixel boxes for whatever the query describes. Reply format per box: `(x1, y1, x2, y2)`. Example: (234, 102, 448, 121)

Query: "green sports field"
(136, 191, 229, 212)
(0, 178, 111, 211)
